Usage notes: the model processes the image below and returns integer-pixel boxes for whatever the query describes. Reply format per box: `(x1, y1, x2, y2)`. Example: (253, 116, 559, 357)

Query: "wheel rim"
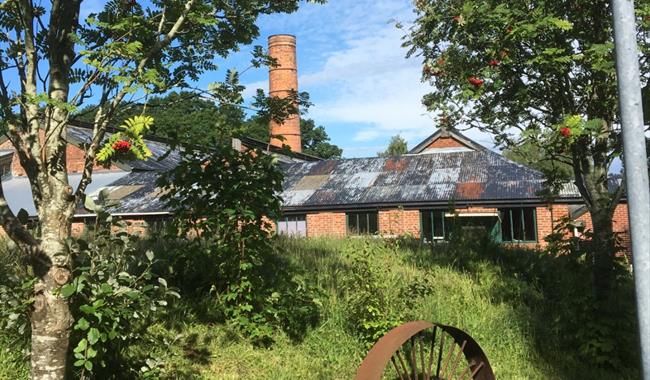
(355, 321, 495, 380)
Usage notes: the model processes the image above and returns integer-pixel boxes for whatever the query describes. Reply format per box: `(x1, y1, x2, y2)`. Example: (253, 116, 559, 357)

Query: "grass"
(0, 236, 641, 379)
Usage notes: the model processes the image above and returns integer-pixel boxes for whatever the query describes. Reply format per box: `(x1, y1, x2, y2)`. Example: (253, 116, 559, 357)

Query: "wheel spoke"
(392, 355, 408, 380)
(418, 334, 426, 380)
(426, 326, 438, 380)
(435, 331, 446, 379)
(469, 362, 485, 379)
(448, 339, 467, 379)
(441, 333, 456, 378)
(396, 349, 411, 379)
(410, 336, 417, 379)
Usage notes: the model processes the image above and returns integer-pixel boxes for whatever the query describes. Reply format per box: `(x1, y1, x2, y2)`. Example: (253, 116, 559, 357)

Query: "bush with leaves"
(157, 143, 320, 345)
(539, 219, 636, 370)
(340, 241, 405, 347)
(0, 240, 35, 360)
(62, 207, 178, 378)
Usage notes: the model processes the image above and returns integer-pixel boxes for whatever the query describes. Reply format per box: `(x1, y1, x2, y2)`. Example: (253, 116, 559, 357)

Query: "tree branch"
(75, 0, 196, 198)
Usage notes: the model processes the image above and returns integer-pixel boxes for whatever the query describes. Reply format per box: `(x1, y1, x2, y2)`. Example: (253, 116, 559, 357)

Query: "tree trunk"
(30, 200, 74, 380)
(590, 207, 616, 303)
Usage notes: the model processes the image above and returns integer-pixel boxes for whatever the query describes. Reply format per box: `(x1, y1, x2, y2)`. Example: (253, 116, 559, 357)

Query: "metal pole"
(611, 0, 650, 378)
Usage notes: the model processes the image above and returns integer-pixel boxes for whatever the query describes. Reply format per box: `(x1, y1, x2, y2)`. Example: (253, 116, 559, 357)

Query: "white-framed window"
(276, 214, 307, 237)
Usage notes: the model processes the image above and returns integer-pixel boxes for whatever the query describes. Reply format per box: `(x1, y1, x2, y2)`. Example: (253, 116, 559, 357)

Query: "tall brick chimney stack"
(268, 34, 302, 152)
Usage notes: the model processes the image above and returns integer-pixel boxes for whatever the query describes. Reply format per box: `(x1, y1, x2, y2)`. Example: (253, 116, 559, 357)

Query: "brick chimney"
(268, 34, 302, 152)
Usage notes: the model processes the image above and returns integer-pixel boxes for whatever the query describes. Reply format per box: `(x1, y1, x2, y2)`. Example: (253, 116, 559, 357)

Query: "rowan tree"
(404, 0, 650, 301)
(0, 0, 321, 378)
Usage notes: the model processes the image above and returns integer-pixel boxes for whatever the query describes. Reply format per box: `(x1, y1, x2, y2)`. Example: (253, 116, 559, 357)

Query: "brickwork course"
(268, 34, 302, 153)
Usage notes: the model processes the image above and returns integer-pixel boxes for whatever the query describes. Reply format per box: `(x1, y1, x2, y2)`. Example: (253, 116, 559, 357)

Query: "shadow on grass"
(139, 235, 322, 346)
(399, 236, 639, 380)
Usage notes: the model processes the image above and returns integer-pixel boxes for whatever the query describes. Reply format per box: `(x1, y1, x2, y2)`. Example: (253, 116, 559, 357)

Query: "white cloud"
(302, 25, 435, 146)
(242, 0, 497, 156)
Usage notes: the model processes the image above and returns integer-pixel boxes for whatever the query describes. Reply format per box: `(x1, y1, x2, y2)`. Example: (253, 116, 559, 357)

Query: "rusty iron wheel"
(355, 321, 495, 380)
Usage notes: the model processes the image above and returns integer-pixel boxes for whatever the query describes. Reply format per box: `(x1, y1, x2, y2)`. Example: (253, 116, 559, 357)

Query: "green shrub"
(63, 218, 178, 379)
(0, 240, 31, 379)
(157, 143, 321, 345)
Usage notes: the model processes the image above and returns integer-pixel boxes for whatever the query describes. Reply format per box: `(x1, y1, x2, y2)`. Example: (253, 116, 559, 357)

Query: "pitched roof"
(409, 127, 485, 154)
(280, 149, 582, 211)
(4, 172, 131, 217)
(1, 120, 322, 217)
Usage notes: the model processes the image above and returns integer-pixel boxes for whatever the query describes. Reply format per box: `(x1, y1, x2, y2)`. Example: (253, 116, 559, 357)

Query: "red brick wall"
(535, 204, 570, 244)
(306, 212, 346, 237)
(574, 204, 630, 253)
(70, 218, 149, 236)
(378, 209, 420, 237)
(0, 130, 119, 177)
(425, 136, 469, 150)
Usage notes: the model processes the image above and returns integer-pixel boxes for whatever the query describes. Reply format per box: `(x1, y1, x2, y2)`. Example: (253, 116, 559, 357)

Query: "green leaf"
(550, 18, 573, 30)
(75, 338, 88, 352)
(88, 327, 100, 345)
(158, 278, 167, 288)
(60, 284, 76, 298)
(145, 250, 154, 262)
(100, 283, 113, 294)
(75, 317, 90, 331)
(86, 346, 98, 359)
(79, 304, 96, 314)
(84, 360, 93, 371)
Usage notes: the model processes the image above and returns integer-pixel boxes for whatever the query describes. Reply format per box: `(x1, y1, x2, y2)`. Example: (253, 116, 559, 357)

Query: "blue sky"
(190, 0, 498, 157)
(74, 0, 499, 157)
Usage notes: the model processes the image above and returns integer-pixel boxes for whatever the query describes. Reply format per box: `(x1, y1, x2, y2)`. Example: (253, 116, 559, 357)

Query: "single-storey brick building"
(0, 34, 632, 250)
(276, 127, 630, 249)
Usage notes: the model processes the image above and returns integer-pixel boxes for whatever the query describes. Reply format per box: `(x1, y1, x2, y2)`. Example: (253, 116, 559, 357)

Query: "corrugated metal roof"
(280, 150, 583, 209)
(1, 124, 588, 218)
(77, 171, 172, 215)
(3, 171, 130, 216)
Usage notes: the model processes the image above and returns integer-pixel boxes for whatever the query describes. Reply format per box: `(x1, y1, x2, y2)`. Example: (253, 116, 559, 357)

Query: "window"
(347, 211, 378, 235)
(147, 217, 171, 234)
(276, 214, 307, 237)
(500, 207, 537, 242)
(421, 210, 446, 241)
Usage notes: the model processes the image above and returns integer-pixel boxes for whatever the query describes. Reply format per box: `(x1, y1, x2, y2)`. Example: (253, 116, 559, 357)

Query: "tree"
(300, 119, 343, 158)
(503, 141, 573, 183)
(404, 0, 650, 301)
(378, 135, 408, 157)
(243, 116, 343, 159)
(0, 1, 320, 378)
(76, 91, 246, 145)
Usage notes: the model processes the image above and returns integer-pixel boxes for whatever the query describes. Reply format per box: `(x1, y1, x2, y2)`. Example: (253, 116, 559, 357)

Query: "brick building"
(0, 34, 632, 249)
(277, 126, 630, 249)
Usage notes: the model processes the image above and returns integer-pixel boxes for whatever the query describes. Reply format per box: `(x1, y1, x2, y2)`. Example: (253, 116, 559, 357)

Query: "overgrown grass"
(0, 237, 641, 379)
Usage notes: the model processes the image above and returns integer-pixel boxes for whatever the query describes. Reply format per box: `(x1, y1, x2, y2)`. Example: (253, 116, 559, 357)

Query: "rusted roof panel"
(280, 151, 582, 209)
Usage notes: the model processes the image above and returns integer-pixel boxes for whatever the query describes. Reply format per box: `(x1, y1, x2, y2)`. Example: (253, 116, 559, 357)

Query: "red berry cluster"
(488, 59, 500, 67)
(112, 140, 132, 153)
(560, 127, 571, 137)
(468, 76, 484, 87)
